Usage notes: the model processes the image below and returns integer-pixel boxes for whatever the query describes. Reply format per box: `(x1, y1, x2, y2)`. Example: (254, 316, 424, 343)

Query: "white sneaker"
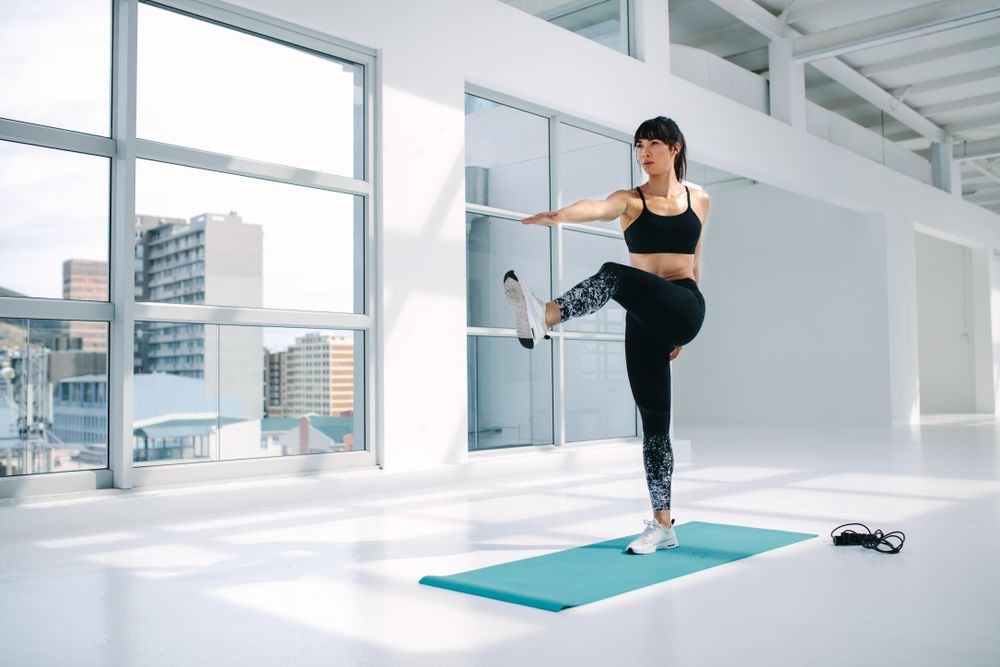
(626, 519, 679, 554)
(503, 270, 550, 349)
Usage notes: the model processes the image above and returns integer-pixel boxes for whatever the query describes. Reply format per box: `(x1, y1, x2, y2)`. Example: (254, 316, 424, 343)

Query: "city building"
(260, 414, 354, 455)
(134, 211, 264, 421)
(283, 331, 355, 418)
(61, 259, 108, 352)
(264, 347, 287, 417)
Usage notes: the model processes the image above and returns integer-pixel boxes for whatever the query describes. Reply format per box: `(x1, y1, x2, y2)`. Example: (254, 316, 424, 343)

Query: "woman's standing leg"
(546, 261, 705, 531)
(625, 311, 675, 524)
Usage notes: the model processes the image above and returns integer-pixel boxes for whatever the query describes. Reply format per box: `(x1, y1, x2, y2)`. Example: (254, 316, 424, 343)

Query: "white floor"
(2, 417, 999, 667)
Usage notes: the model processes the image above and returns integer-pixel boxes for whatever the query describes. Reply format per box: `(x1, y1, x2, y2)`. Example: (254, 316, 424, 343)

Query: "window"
(0, 1, 374, 486)
(1, 318, 109, 476)
(465, 90, 637, 450)
(499, 0, 633, 55)
(134, 324, 363, 465)
(0, 0, 111, 135)
(137, 3, 362, 178)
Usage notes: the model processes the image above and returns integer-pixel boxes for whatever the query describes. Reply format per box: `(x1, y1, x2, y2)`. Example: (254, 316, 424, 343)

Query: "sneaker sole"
(503, 270, 544, 349)
(627, 542, 679, 555)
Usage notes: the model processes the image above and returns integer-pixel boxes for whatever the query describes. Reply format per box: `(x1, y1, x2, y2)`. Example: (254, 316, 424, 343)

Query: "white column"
(884, 211, 921, 424)
(768, 37, 806, 129)
(985, 247, 1000, 415)
(931, 140, 955, 193)
(633, 0, 671, 70)
(969, 247, 995, 414)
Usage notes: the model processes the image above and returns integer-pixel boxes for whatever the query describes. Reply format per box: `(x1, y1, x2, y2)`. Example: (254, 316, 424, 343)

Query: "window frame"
(464, 83, 641, 451)
(0, 0, 380, 499)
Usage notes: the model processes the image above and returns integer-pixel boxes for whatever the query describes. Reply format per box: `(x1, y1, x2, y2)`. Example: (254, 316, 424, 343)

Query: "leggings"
(554, 261, 706, 510)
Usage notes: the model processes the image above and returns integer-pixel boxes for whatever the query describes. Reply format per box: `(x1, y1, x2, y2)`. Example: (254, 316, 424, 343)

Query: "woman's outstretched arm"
(522, 189, 631, 226)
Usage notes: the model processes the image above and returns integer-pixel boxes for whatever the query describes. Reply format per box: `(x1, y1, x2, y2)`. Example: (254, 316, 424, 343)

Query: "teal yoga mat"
(419, 521, 816, 611)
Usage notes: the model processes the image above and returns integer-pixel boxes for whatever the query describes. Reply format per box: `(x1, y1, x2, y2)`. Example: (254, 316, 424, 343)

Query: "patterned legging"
(554, 261, 706, 510)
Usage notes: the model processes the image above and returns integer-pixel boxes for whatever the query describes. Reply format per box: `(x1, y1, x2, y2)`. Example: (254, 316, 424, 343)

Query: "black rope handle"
(831, 522, 905, 554)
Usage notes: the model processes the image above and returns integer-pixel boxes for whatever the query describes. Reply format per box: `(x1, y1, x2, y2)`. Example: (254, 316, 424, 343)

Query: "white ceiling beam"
(716, 10, 1000, 73)
(967, 182, 1000, 193)
(967, 160, 1000, 188)
(685, 23, 760, 50)
(706, 0, 946, 143)
(858, 34, 1000, 77)
(962, 179, 1000, 193)
(791, 0, 1000, 64)
(816, 66, 1000, 114)
(945, 116, 1000, 135)
(706, 0, 786, 40)
(967, 196, 1000, 206)
(895, 66, 1000, 97)
(919, 91, 1000, 116)
(776, 0, 801, 24)
(955, 137, 1000, 162)
(967, 186, 1000, 196)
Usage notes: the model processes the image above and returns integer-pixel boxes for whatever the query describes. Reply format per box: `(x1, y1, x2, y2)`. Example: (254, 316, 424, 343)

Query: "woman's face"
(635, 137, 677, 176)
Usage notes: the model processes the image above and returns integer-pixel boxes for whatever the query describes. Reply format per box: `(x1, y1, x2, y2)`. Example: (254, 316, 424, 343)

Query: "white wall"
(672, 183, 891, 426)
(219, 0, 1000, 474)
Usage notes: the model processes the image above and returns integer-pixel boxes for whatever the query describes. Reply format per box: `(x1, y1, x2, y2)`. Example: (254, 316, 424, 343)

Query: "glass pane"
(465, 95, 549, 214)
(559, 123, 632, 231)
(564, 339, 635, 442)
(135, 160, 362, 313)
(0, 0, 111, 135)
(1, 318, 109, 477)
(0, 141, 110, 300)
(134, 323, 364, 465)
(559, 231, 629, 333)
(223, 327, 364, 460)
(500, 1, 628, 54)
(133, 320, 218, 464)
(469, 336, 552, 450)
(137, 3, 364, 178)
(467, 213, 551, 329)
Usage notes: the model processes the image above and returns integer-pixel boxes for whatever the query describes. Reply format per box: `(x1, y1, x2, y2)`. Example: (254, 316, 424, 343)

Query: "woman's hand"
(669, 346, 682, 361)
(522, 210, 562, 226)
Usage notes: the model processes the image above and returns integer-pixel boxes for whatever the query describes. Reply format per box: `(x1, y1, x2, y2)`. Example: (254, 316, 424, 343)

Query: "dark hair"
(634, 116, 686, 183)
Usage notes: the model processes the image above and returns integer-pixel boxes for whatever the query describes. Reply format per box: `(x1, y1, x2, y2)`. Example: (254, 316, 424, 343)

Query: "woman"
(503, 116, 708, 555)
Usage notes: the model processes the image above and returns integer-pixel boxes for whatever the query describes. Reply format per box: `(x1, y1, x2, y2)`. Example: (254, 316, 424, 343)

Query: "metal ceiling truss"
(790, 0, 1000, 64)
(706, 0, 968, 143)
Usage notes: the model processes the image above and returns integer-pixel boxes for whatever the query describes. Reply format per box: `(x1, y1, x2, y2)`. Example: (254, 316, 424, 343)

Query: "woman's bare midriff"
(619, 190, 698, 282)
(628, 252, 695, 281)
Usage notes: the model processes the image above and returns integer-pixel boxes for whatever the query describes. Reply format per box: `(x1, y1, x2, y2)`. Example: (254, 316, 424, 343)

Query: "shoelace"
(641, 519, 669, 537)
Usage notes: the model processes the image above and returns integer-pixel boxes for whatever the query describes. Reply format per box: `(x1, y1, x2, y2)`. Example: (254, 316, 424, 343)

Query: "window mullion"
(109, 0, 139, 491)
(550, 115, 565, 448)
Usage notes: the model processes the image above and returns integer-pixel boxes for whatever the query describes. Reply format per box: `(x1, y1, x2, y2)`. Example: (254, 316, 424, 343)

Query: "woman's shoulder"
(683, 181, 710, 201)
(606, 187, 643, 212)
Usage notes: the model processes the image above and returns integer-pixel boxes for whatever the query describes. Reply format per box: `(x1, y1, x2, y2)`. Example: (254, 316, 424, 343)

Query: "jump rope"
(830, 522, 906, 554)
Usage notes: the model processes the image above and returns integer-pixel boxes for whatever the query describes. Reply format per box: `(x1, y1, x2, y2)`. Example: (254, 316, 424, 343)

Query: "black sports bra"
(624, 185, 701, 255)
